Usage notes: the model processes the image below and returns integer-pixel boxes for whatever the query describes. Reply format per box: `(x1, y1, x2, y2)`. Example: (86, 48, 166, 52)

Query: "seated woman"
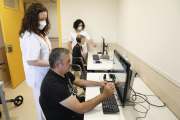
(72, 34, 87, 70)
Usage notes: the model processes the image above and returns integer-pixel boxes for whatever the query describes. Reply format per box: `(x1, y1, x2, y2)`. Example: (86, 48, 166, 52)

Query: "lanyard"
(41, 35, 50, 51)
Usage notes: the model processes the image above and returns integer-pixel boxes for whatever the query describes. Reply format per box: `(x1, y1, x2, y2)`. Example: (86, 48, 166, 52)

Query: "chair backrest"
(71, 64, 82, 72)
(39, 95, 48, 120)
(72, 57, 85, 71)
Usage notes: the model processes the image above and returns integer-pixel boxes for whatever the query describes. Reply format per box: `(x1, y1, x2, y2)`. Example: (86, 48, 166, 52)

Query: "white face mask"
(39, 21, 46, 30)
(77, 27, 82, 31)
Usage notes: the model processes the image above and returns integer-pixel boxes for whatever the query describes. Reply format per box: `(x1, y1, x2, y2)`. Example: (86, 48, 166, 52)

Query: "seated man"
(40, 48, 115, 120)
(72, 34, 86, 69)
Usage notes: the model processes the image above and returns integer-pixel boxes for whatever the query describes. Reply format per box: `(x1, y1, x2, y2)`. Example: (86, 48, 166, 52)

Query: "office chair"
(39, 95, 48, 120)
(71, 57, 87, 97)
(72, 57, 86, 71)
(71, 65, 86, 97)
(72, 57, 87, 79)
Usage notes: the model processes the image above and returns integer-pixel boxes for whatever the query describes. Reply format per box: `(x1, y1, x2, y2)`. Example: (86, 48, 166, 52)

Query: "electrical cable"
(127, 87, 166, 120)
(99, 74, 104, 81)
(130, 87, 166, 107)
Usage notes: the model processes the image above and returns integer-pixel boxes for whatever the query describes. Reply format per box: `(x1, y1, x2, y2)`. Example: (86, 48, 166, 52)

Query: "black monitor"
(112, 50, 133, 107)
(105, 44, 109, 59)
(100, 37, 109, 59)
(101, 37, 105, 56)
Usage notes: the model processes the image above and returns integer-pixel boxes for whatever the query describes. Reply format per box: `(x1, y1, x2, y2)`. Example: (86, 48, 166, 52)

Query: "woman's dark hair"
(19, 3, 50, 37)
(73, 19, 85, 30)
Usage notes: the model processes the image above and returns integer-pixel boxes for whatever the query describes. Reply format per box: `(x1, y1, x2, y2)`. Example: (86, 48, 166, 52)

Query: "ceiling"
(23, 0, 57, 3)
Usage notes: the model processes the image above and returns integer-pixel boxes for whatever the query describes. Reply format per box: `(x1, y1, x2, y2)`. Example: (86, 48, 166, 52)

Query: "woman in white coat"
(19, 3, 51, 120)
(68, 19, 97, 59)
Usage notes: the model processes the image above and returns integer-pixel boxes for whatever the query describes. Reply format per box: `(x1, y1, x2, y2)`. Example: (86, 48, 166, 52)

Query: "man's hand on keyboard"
(99, 81, 108, 87)
(102, 83, 115, 98)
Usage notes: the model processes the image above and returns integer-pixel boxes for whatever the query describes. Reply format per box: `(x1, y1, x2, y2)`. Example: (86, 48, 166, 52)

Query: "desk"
(84, 73, 178, 120)
(87, 51, 124, 71)
(0, 81, 10, 120)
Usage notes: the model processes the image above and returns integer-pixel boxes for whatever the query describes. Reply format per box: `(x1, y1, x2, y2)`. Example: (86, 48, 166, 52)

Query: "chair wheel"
(14, 95, 23, 106)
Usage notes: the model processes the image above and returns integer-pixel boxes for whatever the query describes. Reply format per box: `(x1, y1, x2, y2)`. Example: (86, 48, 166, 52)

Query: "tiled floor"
(0, 72, 84, 120)
(0, 80, 38, 120)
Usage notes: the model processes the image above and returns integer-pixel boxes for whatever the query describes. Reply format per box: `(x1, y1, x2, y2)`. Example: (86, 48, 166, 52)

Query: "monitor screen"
(112, 50, 131, 107)
(101, 37, 105, 56)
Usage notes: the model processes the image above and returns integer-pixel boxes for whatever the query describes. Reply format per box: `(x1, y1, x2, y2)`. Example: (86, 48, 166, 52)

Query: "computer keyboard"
(80, 71, 87, 80)
(93, 54, 100, 60)
(100, 87, 119, 114)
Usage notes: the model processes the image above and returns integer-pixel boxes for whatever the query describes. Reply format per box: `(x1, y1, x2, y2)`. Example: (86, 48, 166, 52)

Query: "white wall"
(117, 0, 180, 87)
(26, 3, 58, 38)
(60, 0, 118, 43)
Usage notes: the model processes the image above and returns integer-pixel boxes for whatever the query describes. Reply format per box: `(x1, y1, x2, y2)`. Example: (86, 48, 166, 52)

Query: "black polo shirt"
(40, 69, 75, 120)
(72, 43, 82, 58)
(72, 43, 86, 64)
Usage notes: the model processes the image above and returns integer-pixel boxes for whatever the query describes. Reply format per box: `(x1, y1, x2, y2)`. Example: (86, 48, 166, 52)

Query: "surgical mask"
(39, 21, 46, 30)
(77, 27, 82, 31)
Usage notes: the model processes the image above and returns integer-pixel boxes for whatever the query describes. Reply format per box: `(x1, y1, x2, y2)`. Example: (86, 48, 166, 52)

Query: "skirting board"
(116, 44, 180, 88)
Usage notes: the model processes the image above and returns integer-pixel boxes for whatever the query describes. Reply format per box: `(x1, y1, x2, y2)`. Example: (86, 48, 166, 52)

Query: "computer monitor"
(105, 44, 109, 59)
(101, 37, 105, 56)
(112, 50, 135, 107)
(100, 37, 109, 59)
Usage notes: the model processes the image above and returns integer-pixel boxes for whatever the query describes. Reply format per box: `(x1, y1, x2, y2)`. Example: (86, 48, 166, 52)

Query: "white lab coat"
(20, 31, 51, 89)
(20, 31, 51, 120)
(69, 29, 91, 58)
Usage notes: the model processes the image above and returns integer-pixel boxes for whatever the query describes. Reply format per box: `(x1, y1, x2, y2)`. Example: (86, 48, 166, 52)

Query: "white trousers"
(83, 53, 87, 60)
(32, 87, 46, 120)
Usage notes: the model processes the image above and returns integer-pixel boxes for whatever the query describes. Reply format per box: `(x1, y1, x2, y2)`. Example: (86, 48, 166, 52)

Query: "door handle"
(5, 43, 13, 53)
(7, 45, 13, 53)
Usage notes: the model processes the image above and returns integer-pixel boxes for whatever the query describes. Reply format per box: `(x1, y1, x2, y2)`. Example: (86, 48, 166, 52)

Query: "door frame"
(56, 0, 62, 47)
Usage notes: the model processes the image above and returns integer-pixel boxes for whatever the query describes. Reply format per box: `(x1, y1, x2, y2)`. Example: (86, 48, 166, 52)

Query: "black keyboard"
(80, 71, 87, 80)
(100, 87, 119, 114)
(93, 54, 100, 60)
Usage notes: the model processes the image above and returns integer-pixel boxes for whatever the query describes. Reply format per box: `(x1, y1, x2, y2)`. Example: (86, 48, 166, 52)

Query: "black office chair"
(39, 95, 48, 120)
(71, 57, 87, 97)
(72, 57, 87, 79)
(72, 57, 86, 71)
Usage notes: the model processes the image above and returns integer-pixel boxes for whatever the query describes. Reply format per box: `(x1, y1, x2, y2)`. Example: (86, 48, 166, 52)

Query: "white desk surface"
(84, 73, 178, 120)
(87, 51, 124, 71)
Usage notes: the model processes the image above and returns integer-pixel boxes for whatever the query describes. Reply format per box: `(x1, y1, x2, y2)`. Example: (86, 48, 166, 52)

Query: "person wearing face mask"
(19, 3, 51, 120)
(68, 19, 97, 60)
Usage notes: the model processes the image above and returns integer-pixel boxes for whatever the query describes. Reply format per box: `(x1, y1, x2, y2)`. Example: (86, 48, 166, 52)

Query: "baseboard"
(2, 80, 11, 88)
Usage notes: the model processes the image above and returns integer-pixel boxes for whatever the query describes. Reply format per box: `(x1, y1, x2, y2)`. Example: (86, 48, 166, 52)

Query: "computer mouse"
(95, 61, 101, 63)
(93, 61, 102, 64)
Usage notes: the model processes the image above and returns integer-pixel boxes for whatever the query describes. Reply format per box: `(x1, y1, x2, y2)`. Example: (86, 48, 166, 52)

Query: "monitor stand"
(100, 54, 109, 59)
(118, 97, 135, 106)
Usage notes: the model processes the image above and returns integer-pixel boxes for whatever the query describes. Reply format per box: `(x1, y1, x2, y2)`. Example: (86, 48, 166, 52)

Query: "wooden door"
(0, 0, 25, 88)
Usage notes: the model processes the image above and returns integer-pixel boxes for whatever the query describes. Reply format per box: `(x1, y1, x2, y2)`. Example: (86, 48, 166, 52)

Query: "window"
(3, 0, 19, 10)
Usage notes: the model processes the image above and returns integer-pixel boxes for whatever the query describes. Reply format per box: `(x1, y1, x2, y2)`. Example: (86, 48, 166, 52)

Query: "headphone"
(76, 35, 82, 43)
